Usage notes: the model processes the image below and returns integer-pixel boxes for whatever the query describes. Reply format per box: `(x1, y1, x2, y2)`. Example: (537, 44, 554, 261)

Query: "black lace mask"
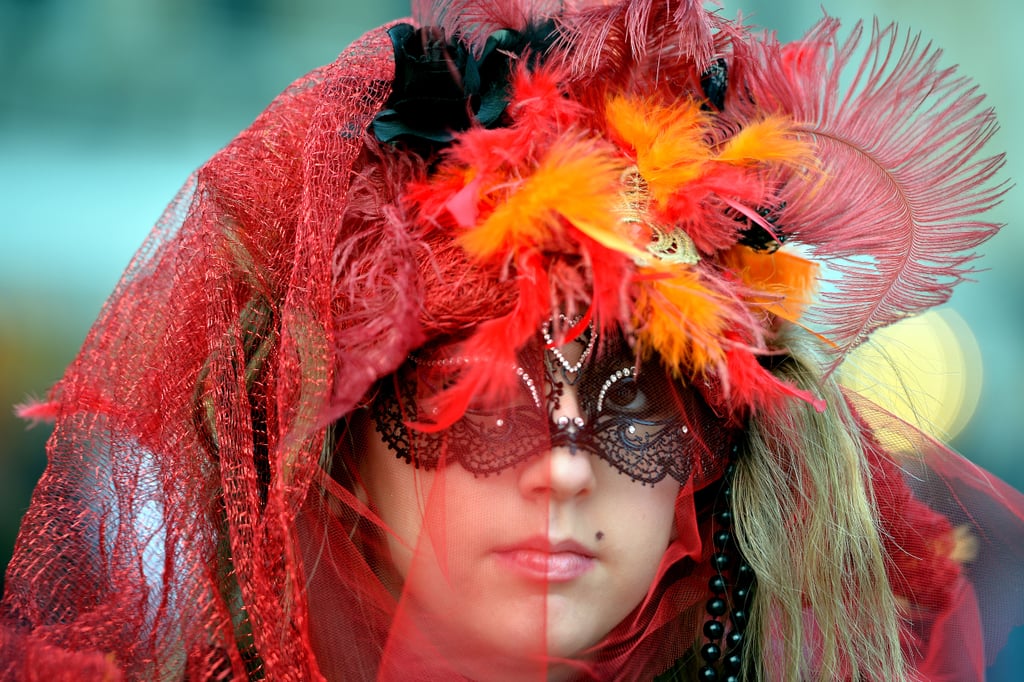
(370, 330, 731, 486)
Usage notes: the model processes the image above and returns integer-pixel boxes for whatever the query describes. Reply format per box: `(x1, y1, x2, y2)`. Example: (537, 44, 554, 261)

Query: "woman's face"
(360, 338, 684, 676)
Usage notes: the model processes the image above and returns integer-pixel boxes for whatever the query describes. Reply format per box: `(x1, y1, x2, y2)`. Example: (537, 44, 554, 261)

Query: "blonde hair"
(733, 328, 910, 681)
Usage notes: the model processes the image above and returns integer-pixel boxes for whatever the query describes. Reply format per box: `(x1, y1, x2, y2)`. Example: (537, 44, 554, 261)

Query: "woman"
(3, 1, 1023, 679)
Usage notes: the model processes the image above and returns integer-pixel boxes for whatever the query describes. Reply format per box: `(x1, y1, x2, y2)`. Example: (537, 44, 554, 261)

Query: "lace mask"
(371, 327, 732, 487)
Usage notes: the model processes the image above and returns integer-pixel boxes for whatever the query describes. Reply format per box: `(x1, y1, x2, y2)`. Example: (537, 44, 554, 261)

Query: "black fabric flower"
(736, 204, 787, 252)
(700, 58, 728, 111)
(372, 21, 556, 146)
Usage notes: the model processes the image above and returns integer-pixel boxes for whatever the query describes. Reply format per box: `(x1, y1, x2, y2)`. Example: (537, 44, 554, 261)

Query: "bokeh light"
(841, 309, 984, 443)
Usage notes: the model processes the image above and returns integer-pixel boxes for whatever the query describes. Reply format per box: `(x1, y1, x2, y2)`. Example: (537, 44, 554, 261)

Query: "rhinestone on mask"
(541, 315, 595, 379)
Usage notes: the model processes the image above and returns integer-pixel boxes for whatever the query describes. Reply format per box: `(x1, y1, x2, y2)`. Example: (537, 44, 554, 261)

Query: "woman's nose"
(517, 444, 597, 501)
(517, 391, 596, 501)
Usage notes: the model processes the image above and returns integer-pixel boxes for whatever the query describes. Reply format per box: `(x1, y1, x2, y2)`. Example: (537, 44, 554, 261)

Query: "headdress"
(3, 1, 1023, 680)
(369, 2, 1005, 429)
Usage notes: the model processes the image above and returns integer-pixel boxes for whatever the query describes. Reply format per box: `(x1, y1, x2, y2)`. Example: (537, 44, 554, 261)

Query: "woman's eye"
(594, 366, 679, 422)
(596, 367, 641, 414)
(604, 378, 646, 412)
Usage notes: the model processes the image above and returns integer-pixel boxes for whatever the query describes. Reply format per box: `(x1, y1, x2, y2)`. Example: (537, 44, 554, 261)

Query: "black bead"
(698, 665, 719, 681)
(713, 530, 732, 548)
(706, 597, 728, 617)
(723, 486, 732, 502)
(700, 643, 722, 662)
(733, 585, 750, 603)
(723, 653, 742, 672)
(730, 609, 748, 629)
(725, 463, 736, 478)
(725, 676, 740, 682)
(735, 563, 754, 584)
(715, 509, 733, 525)
(726, 630, 744, 649)
(712, 553, 731, 571)
(709, 574, 727, 594)
(703, 619, 725, 640)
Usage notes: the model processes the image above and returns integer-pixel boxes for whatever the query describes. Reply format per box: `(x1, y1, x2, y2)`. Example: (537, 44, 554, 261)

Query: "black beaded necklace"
(698, 455, 755, 681)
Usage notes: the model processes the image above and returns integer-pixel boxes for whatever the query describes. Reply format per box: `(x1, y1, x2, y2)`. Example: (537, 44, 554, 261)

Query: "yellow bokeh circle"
(840, 309, 982, 441)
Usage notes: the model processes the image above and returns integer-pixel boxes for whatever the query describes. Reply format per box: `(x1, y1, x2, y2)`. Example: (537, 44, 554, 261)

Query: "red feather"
(660, 165, 775, 254)
(415, 250, 552, 431)
(724, 343, 827, 417)
(738, 18, 1006, 372)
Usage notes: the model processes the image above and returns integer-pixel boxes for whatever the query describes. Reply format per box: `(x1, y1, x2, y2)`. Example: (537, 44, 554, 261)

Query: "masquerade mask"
(372, 324, 731, 486)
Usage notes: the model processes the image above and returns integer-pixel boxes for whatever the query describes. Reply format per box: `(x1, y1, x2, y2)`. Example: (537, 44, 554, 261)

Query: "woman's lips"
(494, 539, 596, 582)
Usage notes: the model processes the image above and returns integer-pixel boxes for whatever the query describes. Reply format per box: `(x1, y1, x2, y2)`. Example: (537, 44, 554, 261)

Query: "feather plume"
(605, 95, 710, 202)
(560, 0, 718, 78)
(414, 0, 560, 54)
(605, 96, 816, 257)
(506, 62, 588, 136)
(670, 0, 718, 65)
(714, 115, 816, 168)
(448, 62, 586, 170)
(554, 1, 630, 80)
(742, 18, 1006, 371)
(449, 127, 536, 181)
(659, 167, 769, 254)
(633, 267, 737, 376)
(572, 232, 636, 336)
(725, 344, 827, 415)
(405, 166, 474, 227)
(14, 397, 60, 425)
(457, 137, 630, 259)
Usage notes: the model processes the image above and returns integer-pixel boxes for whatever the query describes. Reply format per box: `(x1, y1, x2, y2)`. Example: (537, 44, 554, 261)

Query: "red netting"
(2, 22, 405, 681)
(850, 393, 1024, 679)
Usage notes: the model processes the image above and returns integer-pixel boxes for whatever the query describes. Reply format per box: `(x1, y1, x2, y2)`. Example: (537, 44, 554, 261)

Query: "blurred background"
(1, 0, 1021, 676)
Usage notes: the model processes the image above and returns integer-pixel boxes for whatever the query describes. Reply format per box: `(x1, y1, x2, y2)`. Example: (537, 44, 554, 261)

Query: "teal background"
(2, 1, 1021, 675)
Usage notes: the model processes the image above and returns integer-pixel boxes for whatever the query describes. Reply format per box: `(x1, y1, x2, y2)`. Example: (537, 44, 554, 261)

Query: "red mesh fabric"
(298, 450, 718, 680)
(2, 23, 406, 681)
(3, 3, 1024, 681)
(849, 393, 1024, 679)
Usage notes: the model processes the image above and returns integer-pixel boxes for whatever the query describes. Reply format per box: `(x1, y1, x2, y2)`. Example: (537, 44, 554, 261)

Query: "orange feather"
(721, 247, 819, 321)
(633, 266, 731, 375)
(457, 137, 632, 260)
(604, 95, 711, 206)
(714, 115, 816, 169)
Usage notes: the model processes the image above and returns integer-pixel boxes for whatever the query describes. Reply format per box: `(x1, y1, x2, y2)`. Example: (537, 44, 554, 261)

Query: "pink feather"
(739, 18, 1007, 372)
(15, 398, 60, 425)
(669, 0, 719, 65)
(559, 0, 719, 78)
(413, 0, 560, 53)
